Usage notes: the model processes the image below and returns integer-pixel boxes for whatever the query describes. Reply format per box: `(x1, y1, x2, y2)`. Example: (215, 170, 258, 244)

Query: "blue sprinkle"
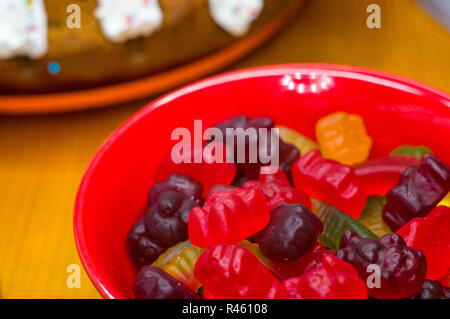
(48, 61, 61, 74)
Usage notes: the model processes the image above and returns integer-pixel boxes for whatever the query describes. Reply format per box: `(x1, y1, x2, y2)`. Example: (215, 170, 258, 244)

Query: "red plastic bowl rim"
(73, 63, 450, 299)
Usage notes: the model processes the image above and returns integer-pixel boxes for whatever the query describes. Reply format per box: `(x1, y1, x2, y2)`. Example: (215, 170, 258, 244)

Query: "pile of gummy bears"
(128, 112, 450, 299)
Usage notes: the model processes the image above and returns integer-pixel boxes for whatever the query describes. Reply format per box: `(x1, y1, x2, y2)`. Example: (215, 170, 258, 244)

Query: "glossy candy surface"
(357, 196, 392, 237)
(155, 143, 236, 196)
(276, 125, 318, 155)
(355, 156, 421, 195)
(390, 145, 433, 158)
(148, 174, 203, 205)
(211, 115, 300, 180)
(188, 188, 270, 248)
(242, 168, 311, 210)
(410, 280, 450, 299)
(382, 154, 450, 231)
(310, 199, 376, 251)
(133, 266, 199, 299)
(144, 191, 198, 248)
(194, 244, 279, 299)
(315, 112, 372, 165)
(336, 230, 427, 299)
(293, 149, 366, 218)
(397, 206, 450, 280)
(255, 203, 323, 263)
(275, 255, 368, 299)
(128, 218, 166, 268)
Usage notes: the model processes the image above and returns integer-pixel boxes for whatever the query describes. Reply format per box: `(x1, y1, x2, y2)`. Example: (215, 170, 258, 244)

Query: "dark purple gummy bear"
(382, 154, 450, 231)
(255, 203, 323, 263)
(148, 173, 203, 205)
(211, 115, 299, 180)
(144, 190, 199, 247)
(336, 230, 427, 299)
(127, 218, 166, 269)
(410, 280, 450, 299)
(133, 266, 200, 299)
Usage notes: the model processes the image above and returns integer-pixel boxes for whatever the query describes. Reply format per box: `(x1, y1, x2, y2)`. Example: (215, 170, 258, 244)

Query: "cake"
(0, 0, 298, 94)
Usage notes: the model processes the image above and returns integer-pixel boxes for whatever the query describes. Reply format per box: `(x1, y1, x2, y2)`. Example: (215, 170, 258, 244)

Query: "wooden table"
(0, 0, 448, 298)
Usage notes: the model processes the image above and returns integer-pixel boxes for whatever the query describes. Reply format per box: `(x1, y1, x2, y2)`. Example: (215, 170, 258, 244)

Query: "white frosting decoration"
(95, 0, 163, 43)
(0, 0, 48, 60)
(208, 0, 264, 37)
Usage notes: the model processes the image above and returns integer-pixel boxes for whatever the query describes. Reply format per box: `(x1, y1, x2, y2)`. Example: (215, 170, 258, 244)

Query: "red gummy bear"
(156, 142, 237, 196)
(397, 206, 450, 281)
(194, 244, 279, 299)
(355, 156, 421, 195)
(292, 149, 366, 219)
(275, 255, 368, 299)
(188, 188, 270, 248)
(242, 167, 311, 209)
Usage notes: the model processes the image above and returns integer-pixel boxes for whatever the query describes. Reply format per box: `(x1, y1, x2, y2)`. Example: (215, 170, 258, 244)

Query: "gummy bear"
(210, 115, 299, 181)
(397, 206, 450, 280)
(161, 245, 204, 292)
(155, 142, 236, 196)
(128, 218, 166, 268)
(315, 111, 372, 165)
(382, 154, 450, 231)
(255, 203, 323, 263)
(194, 244, 279, 299)
(188, 188, 270, 248)
(148, 174, 203, 205)
(292, 149, 367, 218)
(275, 255, 368, 299)
(275, 125, 319, 155)
(355, 156, 421, 195)
(242, 167, 311, 210)
(133, 266, 199, 299)
(336, 230, 427, 299)
(410, 280, 450, 299)
(144, 190, 199, 248)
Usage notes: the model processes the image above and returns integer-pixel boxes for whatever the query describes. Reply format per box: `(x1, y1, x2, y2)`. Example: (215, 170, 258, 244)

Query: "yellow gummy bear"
(316, 112, 373, 165)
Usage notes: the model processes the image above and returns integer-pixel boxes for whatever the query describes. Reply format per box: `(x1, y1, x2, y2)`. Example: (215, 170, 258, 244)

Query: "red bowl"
(74, 64, 450, 299)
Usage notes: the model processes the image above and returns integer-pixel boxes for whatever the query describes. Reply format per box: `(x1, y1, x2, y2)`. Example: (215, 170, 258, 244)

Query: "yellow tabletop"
(0, 0, 449, 298)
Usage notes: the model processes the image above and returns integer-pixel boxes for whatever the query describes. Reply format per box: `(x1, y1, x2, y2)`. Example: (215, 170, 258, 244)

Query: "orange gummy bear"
(316, 112, 372, 165)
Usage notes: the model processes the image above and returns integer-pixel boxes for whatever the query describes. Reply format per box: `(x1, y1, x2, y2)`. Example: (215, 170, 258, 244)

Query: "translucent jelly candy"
(161, 245, 204, 292)
(148, 174, 203, 205)
(153, 240, 193, 268)
(133, 266, 199, 299)
(410, 280, 450, 299)
(315, 111, 372, 165)
(292, 149, 367, 219)
(336, 230, 427, 299)
(355, 156, 421, 195)
(211, 115, 300, 180)
(382, 154, 450, 231)
(188, 188, 270, 248)
(242, 167, 311, 210)
(128, 218, 166, 268)
(389, 145, 433, 158)
(255, 203, 323, 263)
(194, 244, 279, 299)
(144, 190, 199, 247)
(275, 255, 368, 299)
(156, 142, 237, 196)
(439, 192, 450, 207)
(311, 199, 376, 251)
(397, 206, 450, 280)
(357, 196, 392, 237)
(275, 125, 318, 155)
